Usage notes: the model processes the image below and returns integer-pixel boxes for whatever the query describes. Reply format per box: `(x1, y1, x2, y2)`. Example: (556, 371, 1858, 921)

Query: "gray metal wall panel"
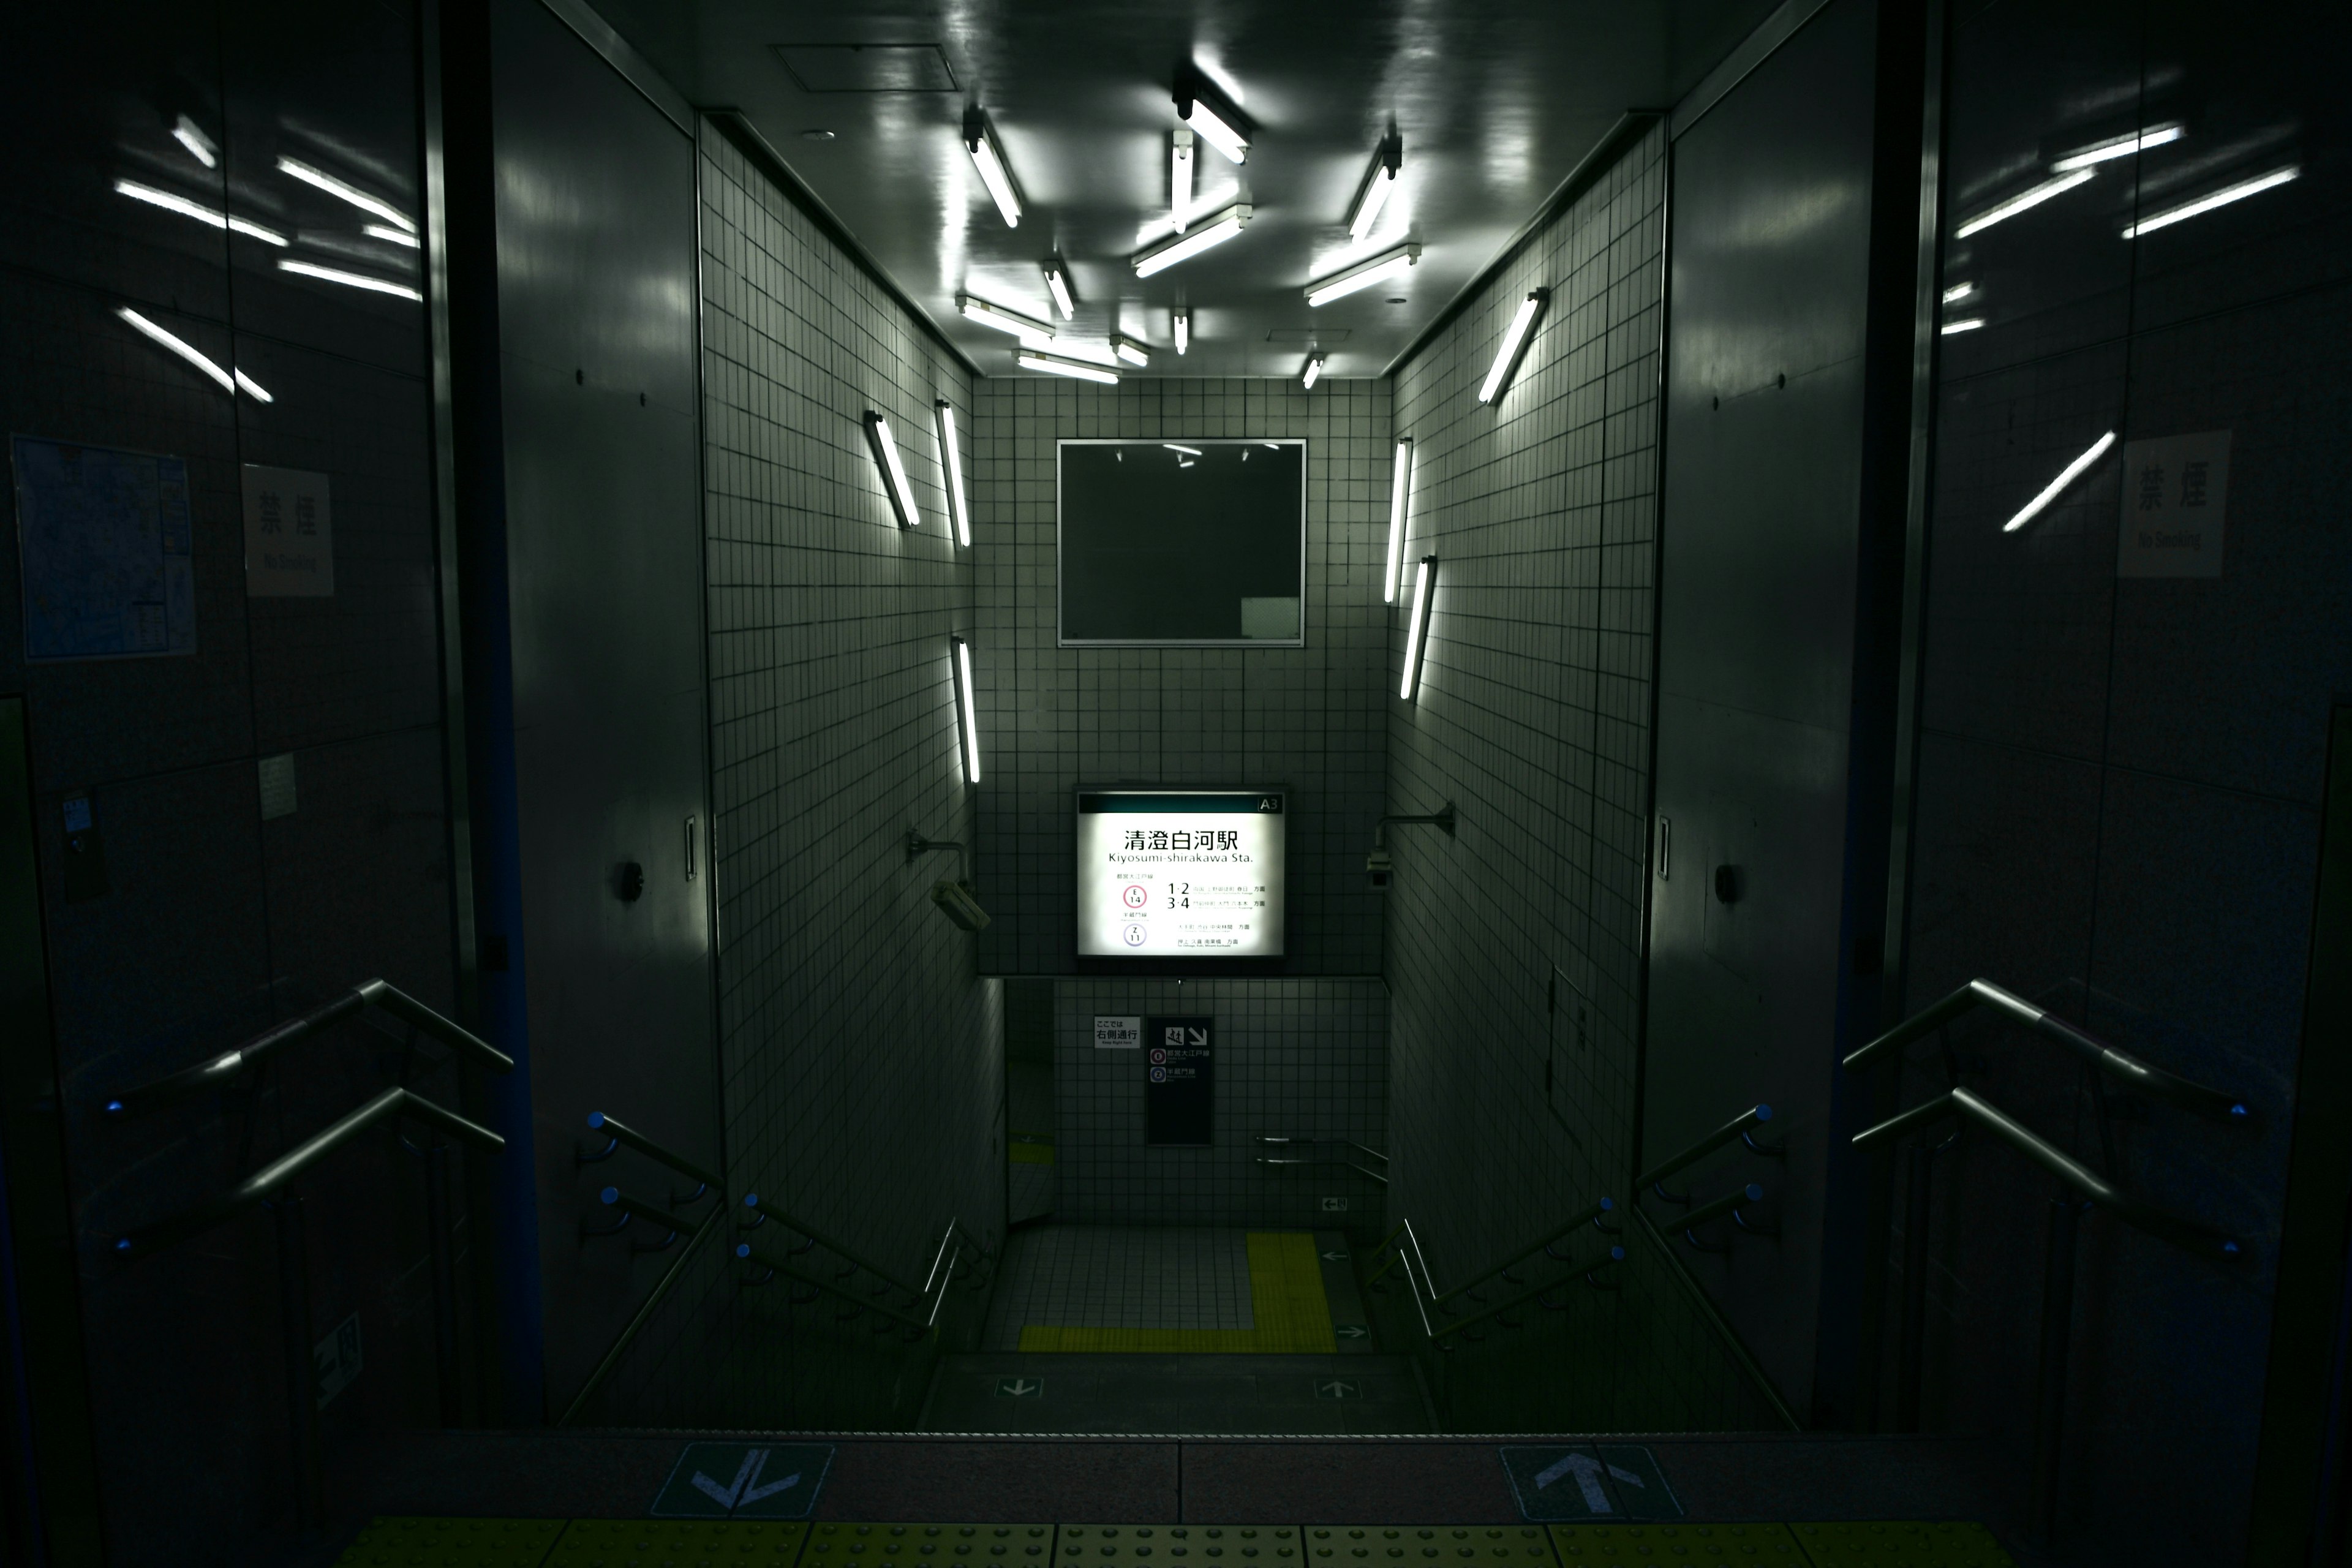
(488, 0, 716, 1412)
(1645, 0, 1880, 1419)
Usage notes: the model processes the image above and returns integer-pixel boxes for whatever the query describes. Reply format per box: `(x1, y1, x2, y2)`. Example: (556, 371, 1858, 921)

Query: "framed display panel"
(1058, 439, 1306, 646)
(1076, 787, 1286, 957)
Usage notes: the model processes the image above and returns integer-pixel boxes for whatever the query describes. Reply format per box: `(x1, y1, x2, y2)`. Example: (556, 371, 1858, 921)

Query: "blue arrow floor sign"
(652, 1442, 835, 1519)
(1499, 1444, 1681, 1522)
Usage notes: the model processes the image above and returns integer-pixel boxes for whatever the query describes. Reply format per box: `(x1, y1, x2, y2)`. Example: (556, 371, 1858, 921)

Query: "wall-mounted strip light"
(956, 293, 1054, 342)
(1300, 353, 1325, 390)
(233, 369, 274, 402)
(118, 307, 234, 394)
(962, 108, 1023, 228)
(864, 410, 921, 529)
(1384, 438, 1414, 603)
(1940, 318, 1984, 335)
(278, 258, 423, 301)
(1163, 443, 1202, 456)
(173, 115, 218, 168)
(276, 155, 415, 233)
(1170, 127, 1195, 230)
(1175, 75, 1249, 165)
(1401, 556, 1436, 700)
(1940, 281, 1976, 304)
(1043, 258, 1076, 320)
(1172, 309, 1190, 355)
(951, 636, 982, 784)
(2003, 430, 2116, 533)
(1133, 203, 1251, 277)
(1953, 168, 2094, 239)
(2122, 165, 2299, 238)
(1016, 349, 1121, 385)
(2052, 122, 2182, 172)
(115, 180, 288, 246)
(1114, 336, 1151, 367)
(1478, 287, 1548, 405)
(933, 400, 970, 548)
(363, 223, 420, 248)
(1349, 137, 1403, 240)
(1305, 243, 1420, 307)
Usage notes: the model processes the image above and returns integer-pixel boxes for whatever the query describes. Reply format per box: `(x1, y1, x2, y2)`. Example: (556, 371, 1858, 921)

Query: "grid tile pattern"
(982, 1226, 1256, 1348)
(1052, 979, 1387, 1226)
(967, 379, 1392, 975)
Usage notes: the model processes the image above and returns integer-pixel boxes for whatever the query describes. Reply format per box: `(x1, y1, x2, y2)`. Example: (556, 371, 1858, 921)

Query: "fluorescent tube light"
(934, 400, 970, 548)
(1172, 309, 1190, 355)
(2052, 123, 2183, 172)
(363, 223, 420, 247)
(1941, 281, 1975, 304)
(2122, 164, 2299, 238)
(1301, 353, 1325, 390)
(117, 307, 232, 393)
(1170, 128, 1194, 230)
(1349, 139, 1402, 240)
(1940, 317, 1984, 334)
(1017, 350, 1121, 385)
(1133, 203, 1250, 277)
(1044, 259, 1075, 320)
(863, 410, 920, 529)
(276, 155, 414, 233)
(233, 368, 274, 402)
(963, 110, 1023, 228)
(1305, 243, 1420, 307)
(2003, 430, 2116, 533)
(1954, 168, 2094, 238)
(1176, 86, 1249, 165)
(115, 180, 288, 246)
(1401, 556, 1436, 699)
(951, 636, 982, 783)
(173, 115, 218, 168)
(1114, 336, 1150, 367)
(277, 258, 423, 301)
(956, 293, 1053, 342)
(1478, 287, 1548, 405)
(1384, 438, 1413, 603)
(1164, 443, 1202, 456)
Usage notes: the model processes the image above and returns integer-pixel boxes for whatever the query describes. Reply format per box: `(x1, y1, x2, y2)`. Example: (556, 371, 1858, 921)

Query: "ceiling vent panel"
(773, 44, 959, 92)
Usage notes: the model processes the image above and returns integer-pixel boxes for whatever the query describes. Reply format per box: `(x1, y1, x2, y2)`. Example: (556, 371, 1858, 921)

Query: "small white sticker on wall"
(258, 753, 298, 820)
(1093, 1015, 1141, 1049)
(2118, 430, 2229, 578)
(242, 464, 334, 596)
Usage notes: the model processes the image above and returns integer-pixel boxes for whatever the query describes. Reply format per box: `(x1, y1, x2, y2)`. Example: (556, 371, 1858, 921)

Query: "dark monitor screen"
(1058, 439, 1306, 645)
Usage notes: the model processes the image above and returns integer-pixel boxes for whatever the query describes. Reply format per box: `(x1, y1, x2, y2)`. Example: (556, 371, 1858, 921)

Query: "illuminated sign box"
(1076, 788, 1285, 958)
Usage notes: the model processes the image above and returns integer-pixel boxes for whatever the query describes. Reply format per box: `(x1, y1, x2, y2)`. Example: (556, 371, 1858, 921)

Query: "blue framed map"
(11, 434, 197, 661)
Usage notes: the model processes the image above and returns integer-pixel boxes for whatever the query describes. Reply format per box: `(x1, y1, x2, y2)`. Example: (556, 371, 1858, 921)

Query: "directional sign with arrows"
(1499, 1444, 1681, 1522)
(995, 1376, 1046, 1398)
(1333, 1324, 1370, 1341)
(651, 1442, 834, 1519)
(1314, 1378, 1363, 1400)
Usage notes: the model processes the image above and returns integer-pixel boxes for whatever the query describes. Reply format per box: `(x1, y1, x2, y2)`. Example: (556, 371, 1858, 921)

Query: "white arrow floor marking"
(692, 1448, 799, 1510)
(1532, 1452, 1610, 1513)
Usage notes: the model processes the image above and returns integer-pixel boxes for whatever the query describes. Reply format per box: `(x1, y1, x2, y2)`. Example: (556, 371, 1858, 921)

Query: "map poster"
(1145, 1016, 1213, 1147)
(12, 435, 196, 661)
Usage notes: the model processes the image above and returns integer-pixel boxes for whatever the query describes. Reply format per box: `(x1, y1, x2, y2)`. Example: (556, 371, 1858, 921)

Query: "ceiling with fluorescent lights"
(588, 0, 1781, 379)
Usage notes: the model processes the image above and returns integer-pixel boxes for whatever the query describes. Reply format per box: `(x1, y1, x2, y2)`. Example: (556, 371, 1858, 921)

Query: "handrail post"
(424, 1139, 462, 1427)
(1895, 1140, 1934, 1432)
(272, 1196, 324, 1533)
(2029, 1196, 2081, 1544)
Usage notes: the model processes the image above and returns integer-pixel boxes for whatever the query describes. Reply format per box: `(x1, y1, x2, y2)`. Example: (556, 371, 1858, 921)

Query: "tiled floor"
(983, 1227, 1257, 1349)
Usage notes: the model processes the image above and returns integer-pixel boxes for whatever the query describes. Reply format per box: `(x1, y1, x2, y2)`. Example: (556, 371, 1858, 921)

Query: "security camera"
(931, 878, 992, 932)
(1365, 848, 1393, 891)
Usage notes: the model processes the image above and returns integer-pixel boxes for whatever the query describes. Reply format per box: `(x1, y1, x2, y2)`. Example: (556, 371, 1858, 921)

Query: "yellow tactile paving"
(1057, 1525, 1301, 1567)
(1552, 1523, 1804, 1560)
(547, 1518, 806, 1563)
(802, 1525, 1057, 1565)
(1307, 1525, 1555, 1564)
(1785, 1521, 2012, 1567)
(1019, 1233, 1337, 1353)
(334, 1516, 568, 1566)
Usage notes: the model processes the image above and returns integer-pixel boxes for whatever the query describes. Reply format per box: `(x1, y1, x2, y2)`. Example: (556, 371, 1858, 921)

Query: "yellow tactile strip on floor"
(1019, 1233, 1337, 1353)
(1058, 1525, 1301, 1566)
(1553, 1522, 1803, 1560)
(336, 1516, 568, 1566)
(1308, 1526, 1555, 1564)
(803, 1524, 1057, 1564)
(547, 1519, 807, 1562)
(1785, 1521, 2012, 1566)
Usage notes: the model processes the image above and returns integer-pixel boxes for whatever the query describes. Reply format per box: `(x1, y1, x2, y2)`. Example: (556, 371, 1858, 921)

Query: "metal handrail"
(581, 1111, 723, 1191)
(1421, 1238, 1627, 1343)
(1853, 1085, 2248, 1263)
(104, 978, 513, 1117)
(111, 1087, 504, 1254)
(1844, 978, 2252, 1123)
(1254, 1136, 1390, 1184)
(738, 1193, 930, 1300)
(733, 1236, 934, 1331)
(1637, 1104, 1778, 1194)
(557, 1198, 731, 1427)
